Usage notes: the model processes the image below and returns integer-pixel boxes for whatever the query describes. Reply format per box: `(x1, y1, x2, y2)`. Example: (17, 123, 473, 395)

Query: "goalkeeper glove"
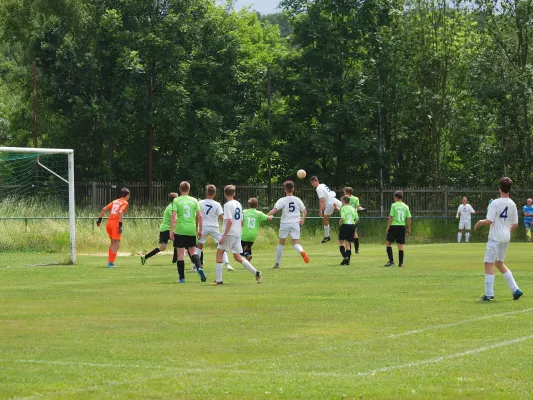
(119, 222, 123, 234)
(359, 207, 367, 212)
(96, 217, 102, 227)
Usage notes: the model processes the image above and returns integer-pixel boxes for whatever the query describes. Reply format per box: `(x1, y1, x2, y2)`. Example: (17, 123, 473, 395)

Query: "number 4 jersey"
(487, 198, 518, 243)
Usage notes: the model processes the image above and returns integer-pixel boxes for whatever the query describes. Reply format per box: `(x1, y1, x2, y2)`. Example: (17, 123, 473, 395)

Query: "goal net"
(0, 147, 76, 267)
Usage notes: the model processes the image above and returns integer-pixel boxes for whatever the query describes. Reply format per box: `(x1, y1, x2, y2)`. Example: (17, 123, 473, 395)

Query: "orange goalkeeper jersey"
(105, 198, 129, 222)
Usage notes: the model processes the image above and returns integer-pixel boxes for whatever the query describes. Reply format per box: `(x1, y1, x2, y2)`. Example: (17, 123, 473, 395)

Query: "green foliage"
(1, 0, 533, 187)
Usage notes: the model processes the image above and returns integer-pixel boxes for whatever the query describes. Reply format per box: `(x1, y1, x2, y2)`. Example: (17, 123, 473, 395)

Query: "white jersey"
(199, 199, 223, 228)
(316, 183, 337, 204)
(487, 197, 518, 243)
(222, 199, 243, 237)
(457, 204, 475, 221)
(274, 195, 306, 224)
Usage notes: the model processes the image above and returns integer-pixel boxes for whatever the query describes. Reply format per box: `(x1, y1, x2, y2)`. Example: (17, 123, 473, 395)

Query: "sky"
(233, 0, 281, 14)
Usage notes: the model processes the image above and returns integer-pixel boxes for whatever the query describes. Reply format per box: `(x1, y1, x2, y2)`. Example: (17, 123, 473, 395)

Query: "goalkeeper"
(97, 188, 130, 268)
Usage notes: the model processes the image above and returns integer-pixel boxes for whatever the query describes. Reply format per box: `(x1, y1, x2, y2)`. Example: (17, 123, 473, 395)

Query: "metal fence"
(69, 182, 533, 216)
(3, 180, 533, 215)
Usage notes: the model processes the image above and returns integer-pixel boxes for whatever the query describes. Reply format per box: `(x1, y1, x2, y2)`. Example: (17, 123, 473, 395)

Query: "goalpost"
(0, 147, 76, 266)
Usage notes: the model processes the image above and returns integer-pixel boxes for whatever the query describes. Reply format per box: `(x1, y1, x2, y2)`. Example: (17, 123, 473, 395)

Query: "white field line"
(9, 334, 533, 400)
(222, 307, 533, 368)
(3, 307, 532, 373)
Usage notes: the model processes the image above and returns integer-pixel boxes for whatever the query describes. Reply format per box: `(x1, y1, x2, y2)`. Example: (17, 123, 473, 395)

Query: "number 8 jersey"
(223, 199, 244, 237)
(487, 198, 518, 243)
(274, 196, 306, 224)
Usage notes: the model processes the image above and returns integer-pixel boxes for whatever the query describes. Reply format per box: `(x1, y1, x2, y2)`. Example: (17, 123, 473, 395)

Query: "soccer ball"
(297, 169, 306, 179)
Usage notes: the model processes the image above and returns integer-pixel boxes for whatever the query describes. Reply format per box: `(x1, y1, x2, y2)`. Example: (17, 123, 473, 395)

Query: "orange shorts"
(106, 222, 121, 240)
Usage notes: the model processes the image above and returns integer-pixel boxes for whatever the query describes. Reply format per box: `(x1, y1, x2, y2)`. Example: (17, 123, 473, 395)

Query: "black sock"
(399, 250, 404, 265)
(346, 249, 351, 260)
(172, 248, 178, 263)
(354, 238, 359, 252)
(177, 260, 185, 279)
(200, 249, 204, 265)
(187, 251, 194, 263)
(145, 248, 160, 259)
(339, 245, 346, 258)
(386, 246, 394, 263)
(191, 254, 202, 270)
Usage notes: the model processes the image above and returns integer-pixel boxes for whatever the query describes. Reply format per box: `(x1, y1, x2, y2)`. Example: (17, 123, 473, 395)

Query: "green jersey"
(349, 195, 360, 220)
(340, 205, 357, 225)
(172, 195, 201, 236)
(159, 203, 173, 232)
(389, 201, 411, 226)
(242, 209, 269, 242)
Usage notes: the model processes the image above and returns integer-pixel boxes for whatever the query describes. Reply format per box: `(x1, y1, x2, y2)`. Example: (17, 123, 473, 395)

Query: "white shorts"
(198, 226, 221, 244)
(279, 223, 301, 240)
(484, 241, 509, 263)
(324, 199, 342, 216)
(459, 220, 471, 230)
(217, 235, 242, 254)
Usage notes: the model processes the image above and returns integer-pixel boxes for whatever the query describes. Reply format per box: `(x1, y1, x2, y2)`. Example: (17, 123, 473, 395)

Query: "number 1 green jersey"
(172, 195, 201, 236)
(242, 209, 269, 242)
(389, 201, 411, 226)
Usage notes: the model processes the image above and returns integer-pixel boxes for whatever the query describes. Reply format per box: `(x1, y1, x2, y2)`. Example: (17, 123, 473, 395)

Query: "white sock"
(324, 225, 330, 237)
(241, 259, 257, 274)
(485, 274, 495, 297)
(216, 262, 223, 282)
(457, 233, 462, 242)
(465, 232, 470, 242)
(293, 244, 303, 253)
(223, 251, 230, 265)
(276, 244, 284, 264)
(503, 270, 519, 292)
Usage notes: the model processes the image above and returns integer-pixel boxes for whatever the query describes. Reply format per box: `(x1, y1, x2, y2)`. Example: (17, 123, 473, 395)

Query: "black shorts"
(386, 225, 406, 244)
(339, 224, 356, 242)
(159, 230, 171, 244)
(241, 241, 254, 256)
(173, 234, 197, 249)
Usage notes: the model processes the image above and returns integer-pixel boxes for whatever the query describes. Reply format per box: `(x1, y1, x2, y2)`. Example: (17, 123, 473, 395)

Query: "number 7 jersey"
(274, 196, 306, 224)
(487, 198, 518, 242)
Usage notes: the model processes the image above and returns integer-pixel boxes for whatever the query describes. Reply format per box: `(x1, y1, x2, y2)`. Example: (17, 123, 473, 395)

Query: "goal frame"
(0, 147, 76, 264)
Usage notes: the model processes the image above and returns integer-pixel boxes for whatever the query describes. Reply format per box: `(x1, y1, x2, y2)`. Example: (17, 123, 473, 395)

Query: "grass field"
(2, 242, 533, 399)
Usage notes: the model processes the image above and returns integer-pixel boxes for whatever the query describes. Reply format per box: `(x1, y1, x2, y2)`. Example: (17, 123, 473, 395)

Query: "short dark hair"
(248, 197, 258, 208)
(168, 192, 178, 202)
(206, 184, 216, 197)
(120, 188, 130, 198)
(224, 185, 236, 197)
(394, 190, 403, 200)
(341, 195, 350, 204)
(179, 181, 190, 194)
(284, 180, 295, 192)
(310, 176, 319, 182)
(499, 177, 513, 194)
(343, 187, 353, 195)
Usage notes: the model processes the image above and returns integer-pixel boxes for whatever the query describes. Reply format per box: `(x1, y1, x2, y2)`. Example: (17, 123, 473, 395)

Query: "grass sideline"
(1, 242, 533, 399)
